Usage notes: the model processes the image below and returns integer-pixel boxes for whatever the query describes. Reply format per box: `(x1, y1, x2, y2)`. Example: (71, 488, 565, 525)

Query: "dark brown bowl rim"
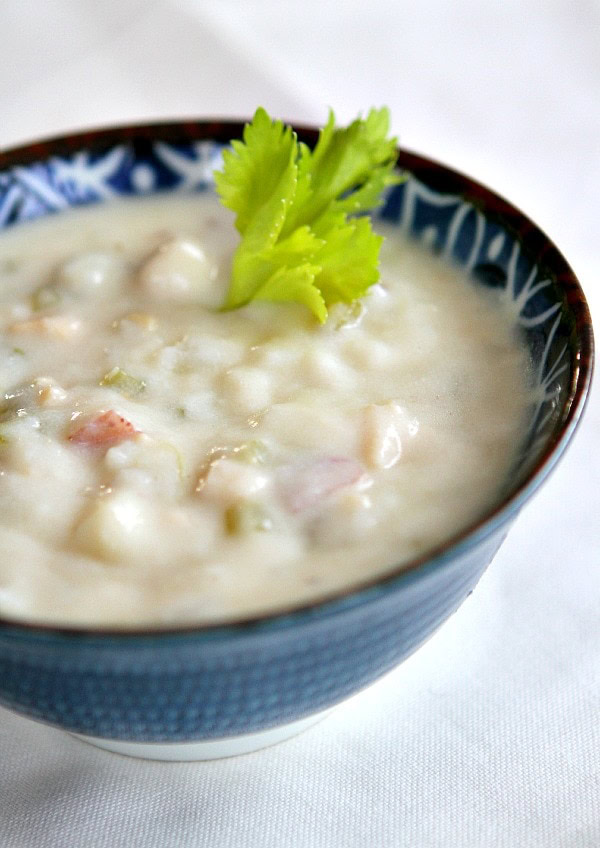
(0, 118, 594, 638)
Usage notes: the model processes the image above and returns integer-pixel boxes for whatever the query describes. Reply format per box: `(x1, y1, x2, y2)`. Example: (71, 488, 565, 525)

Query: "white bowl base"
(71, 708, 332, 761)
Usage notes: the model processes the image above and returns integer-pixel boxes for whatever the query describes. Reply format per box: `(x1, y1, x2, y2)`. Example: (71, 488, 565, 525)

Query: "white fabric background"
(0, 1, 599, 845)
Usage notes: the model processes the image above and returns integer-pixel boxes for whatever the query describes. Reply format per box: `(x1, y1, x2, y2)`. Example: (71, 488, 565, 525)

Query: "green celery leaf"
(225, 224, 322, 310)
(215, 106, 401, 322)
(215, 107, 298, 236)
(253, 263, 326, 323)
(283, 107, 399, 234)
(314, 217, 383, 305)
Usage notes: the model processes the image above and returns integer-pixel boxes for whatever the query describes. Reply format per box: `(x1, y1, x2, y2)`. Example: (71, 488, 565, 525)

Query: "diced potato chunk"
(138, 238, 219, 305)
(178, 390, 217, 423)
(75, 492, 149, 562)
(57, 251, 126, 297)
(361, 401, 419, 469)
(154, 344, 183, 371)
(197, 457, 270, 505)
(300, 348, 354, 390)
(221, 366, 272, 414)
(184, 335, 246, 369)
(0, 421, 84, 481)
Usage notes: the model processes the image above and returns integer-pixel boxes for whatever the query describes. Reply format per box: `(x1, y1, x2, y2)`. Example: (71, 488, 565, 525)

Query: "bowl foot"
(70, 708, 332, 761)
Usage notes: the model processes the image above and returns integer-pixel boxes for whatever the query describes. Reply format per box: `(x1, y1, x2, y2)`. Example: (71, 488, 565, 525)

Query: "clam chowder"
(0, 193, 530, 625)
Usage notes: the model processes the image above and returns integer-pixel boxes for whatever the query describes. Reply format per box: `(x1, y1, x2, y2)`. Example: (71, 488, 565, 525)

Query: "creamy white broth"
(0, 192, 530, 626)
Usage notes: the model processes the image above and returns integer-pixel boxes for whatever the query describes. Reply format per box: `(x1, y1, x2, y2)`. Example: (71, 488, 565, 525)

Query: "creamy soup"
(0, 193, 530, 626)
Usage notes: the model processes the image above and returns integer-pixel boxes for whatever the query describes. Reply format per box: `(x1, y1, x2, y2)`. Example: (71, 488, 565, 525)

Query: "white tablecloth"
(1, 2, 599, 845)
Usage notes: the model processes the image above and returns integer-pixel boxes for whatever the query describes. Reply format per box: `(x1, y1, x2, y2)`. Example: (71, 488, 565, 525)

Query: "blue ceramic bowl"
(0, 121, 593, 759)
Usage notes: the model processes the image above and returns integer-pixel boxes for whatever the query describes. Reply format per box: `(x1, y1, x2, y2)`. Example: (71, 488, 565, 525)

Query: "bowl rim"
(0, 118, 594, 639)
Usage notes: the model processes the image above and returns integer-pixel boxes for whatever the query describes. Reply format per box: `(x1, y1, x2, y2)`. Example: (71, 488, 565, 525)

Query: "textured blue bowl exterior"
(0, 526, 507, 740)
(0, 122, 592, 742)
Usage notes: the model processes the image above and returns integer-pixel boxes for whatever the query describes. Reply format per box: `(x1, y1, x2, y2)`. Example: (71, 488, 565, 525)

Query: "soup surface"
(0, 192, 530, 626)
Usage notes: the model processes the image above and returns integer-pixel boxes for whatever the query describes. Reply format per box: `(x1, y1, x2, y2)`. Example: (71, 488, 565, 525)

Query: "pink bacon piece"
(68, 410, 138, 448)
(280, 456, 364, 514)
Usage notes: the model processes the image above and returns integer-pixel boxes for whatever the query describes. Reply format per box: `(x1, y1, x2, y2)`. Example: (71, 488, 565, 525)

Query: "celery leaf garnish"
(215, 107, 401, 323)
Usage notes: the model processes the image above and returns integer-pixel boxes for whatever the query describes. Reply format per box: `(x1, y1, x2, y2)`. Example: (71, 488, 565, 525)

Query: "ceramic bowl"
(0, 121, 593, 760)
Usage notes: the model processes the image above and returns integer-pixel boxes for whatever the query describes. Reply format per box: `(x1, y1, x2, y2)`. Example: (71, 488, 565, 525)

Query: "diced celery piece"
(157, 440, 185, 480)
(100, 366, 146, 396)
(31, 285, 60, 311)
(224, 501, 272, 535)
(232, 440, 269, 464)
